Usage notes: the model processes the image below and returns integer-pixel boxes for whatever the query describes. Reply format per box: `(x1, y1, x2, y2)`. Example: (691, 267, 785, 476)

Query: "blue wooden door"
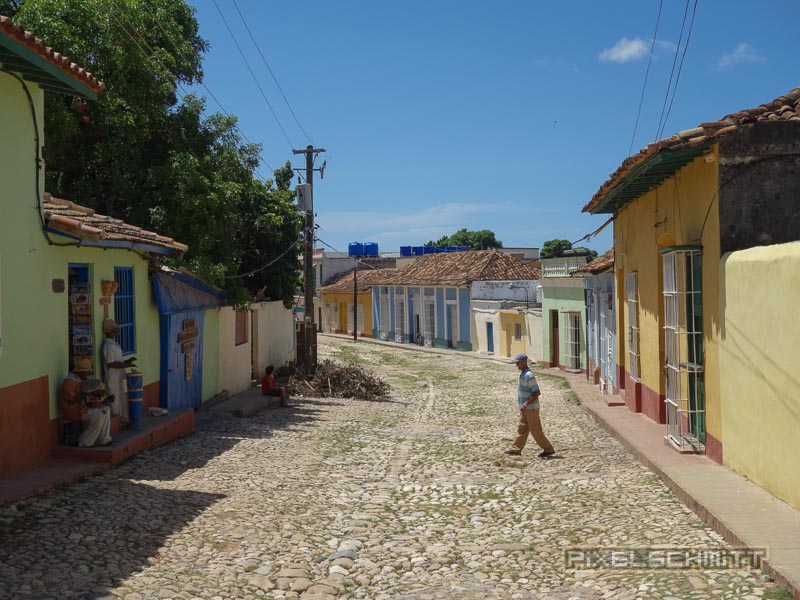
(161, 310, 204, 409)
(486, 322, 494, 353)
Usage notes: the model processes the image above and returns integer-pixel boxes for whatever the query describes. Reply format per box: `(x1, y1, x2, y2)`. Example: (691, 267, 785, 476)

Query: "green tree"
(425, 228, 503, 250)
(540, 239, 573, 258)
(13, 0, 301, 306)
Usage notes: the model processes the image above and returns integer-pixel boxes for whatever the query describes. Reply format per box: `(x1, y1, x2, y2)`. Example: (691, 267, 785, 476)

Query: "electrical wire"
(133, 1, 276, 175)
(571, 216, 615, 246)
(655, 0, 691, 140)
(232, 0, 314, 146)
(211, 0, 294, 150)
(659, 0, 699, 139)
(629, 0, 663, 155)
(225, 237, 301, 279)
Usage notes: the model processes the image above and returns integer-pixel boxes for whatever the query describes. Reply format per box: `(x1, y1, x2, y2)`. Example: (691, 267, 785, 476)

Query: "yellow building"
(583, 86, 800, 509)
(317, 269, 388, 337)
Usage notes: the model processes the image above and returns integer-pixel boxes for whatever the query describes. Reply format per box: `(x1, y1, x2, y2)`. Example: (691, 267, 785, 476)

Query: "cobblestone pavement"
(0, 338, 779, 599)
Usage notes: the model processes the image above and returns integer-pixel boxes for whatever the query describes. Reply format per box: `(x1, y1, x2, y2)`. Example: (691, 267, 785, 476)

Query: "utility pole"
(352, 267, 358, 342)
(292, 145, 325, 373)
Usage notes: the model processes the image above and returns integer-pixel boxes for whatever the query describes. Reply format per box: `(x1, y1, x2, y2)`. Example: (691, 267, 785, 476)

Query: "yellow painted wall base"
(720, 242, 800, 509)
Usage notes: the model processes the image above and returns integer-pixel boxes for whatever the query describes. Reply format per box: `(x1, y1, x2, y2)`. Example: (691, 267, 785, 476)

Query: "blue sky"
(186, 0, 797, 255)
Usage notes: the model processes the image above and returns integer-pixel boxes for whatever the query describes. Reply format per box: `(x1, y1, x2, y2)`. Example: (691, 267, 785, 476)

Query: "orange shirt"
(59, 373, 86, 421)
(261, 373, 277, 394)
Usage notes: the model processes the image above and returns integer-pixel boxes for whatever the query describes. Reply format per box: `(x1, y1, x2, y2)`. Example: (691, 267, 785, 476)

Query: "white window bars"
(562, 311, 581, 371)
(626, 272, 641, 381)
(662, 247, 705, 452)
(424, 301, 435, 347)
(347, 303, 354, 334)
(395, 296, 406, 342)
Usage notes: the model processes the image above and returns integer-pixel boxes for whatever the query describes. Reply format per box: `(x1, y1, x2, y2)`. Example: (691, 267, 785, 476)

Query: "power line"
(134, 1, 276, 175)
(655, 0, 691, 140)
(232, 0, 314, 146)
(629, 0, 663, 155)
(225, 237, 301, 279)
(659, 0, 699, 139)
(211, 0, 295, 150)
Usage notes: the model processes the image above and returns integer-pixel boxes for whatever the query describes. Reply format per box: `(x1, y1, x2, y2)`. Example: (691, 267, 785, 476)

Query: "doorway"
(550, 309, 559, 366)
(486, 322, 494, 353)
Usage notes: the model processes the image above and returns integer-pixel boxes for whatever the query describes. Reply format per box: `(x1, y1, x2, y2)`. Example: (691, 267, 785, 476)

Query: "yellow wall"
(499, 312, 526, 357)
(321, 291, 372, 335)
(613, 150, 722, 440)
(719, 242, 800, 509)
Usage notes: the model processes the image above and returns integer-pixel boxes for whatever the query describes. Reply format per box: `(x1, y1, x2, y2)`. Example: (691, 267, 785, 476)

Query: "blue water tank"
(423, 246, 434, 254)
(400, 246, 412, 257)
(434, 246, 446, 253)
(457, 246, 468, 252)
(412, 246, 424, 256)
(446, 246, 457, 252)
(348, 242, 364, 257)
(364, 242, 379, 257)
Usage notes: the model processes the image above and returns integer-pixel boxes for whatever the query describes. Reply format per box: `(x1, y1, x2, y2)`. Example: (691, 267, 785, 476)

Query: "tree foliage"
(425, 228, 503, 250)
(540, 239, 573, 259)
(11, 0, 301, 307)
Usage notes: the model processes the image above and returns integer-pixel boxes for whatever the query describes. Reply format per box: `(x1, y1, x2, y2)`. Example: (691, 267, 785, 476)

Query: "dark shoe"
(538, 450, 555, 458)
(504, 450, 521, 456)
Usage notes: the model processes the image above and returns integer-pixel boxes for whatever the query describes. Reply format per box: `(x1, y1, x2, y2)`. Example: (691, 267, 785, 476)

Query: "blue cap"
(511, 353, 528, 363)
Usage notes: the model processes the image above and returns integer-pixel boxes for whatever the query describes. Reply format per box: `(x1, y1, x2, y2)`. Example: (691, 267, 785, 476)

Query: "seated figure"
(261, 365, 288, 406)
(59, 357, 113, 447)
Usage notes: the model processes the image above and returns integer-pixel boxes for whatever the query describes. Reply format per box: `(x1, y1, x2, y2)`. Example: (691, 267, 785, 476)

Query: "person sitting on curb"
(261, 365, 288, 406)
(59, 357, 113, 448)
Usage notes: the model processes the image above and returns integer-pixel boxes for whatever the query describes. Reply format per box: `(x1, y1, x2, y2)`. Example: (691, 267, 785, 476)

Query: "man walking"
(505, 353, 555, 458)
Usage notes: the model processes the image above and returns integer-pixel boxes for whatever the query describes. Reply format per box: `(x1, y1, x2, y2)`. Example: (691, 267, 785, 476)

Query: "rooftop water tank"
(423, 246, 434, 254)
(364, 242, 379, 257)
(400, 246, 412, 257)
(348, 242, 364, 257)
(412, 246, 424, 256)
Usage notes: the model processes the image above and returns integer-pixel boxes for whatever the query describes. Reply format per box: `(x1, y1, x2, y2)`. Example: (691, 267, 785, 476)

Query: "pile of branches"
(283, 359, 390, 401)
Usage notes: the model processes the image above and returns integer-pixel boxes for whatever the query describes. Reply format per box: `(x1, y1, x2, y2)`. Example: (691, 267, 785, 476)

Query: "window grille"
(332, 303, 339, 332)
(514, 323, 522, 341)
(599, 292, 614, 394)
(662, 247, 705, 451)
(424, 301, 435, 346)
(324, 303, 330, 332)
(347, 303, 354, 333)
(357, 304, 364, 335)
(395, 296, 405, 342)
(379, 290, 390, 339)
(626, 272, 641, 381)
(562, 312, 581, 370)
(114, 267, 135, 354)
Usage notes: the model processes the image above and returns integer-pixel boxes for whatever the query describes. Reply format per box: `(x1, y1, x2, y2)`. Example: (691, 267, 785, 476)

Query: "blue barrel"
(423, 246, 434, 254)
(412, 246, 424, 256)
(126, 371, 143, 430)
(400, 246, 412, 257)
(348, 242, 364, 257)
(364, 242, 379, 257)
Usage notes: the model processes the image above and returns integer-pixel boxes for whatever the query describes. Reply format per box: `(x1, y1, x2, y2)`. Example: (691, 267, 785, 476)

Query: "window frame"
(113, 266, 136, 355)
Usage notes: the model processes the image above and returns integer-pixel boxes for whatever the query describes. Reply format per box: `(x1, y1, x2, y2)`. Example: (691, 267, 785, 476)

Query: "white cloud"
(599, 38, 649, 63)
(719, 43, 765, 69)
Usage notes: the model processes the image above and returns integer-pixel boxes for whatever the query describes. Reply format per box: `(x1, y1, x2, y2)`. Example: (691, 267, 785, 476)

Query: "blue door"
(160, 309, 204, 409)
(487, 322, 494, 353)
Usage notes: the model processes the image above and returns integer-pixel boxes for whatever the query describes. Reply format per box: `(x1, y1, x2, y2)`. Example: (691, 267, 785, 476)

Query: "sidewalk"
(548, 369, 800, 600)
(324, 333, 800, 599)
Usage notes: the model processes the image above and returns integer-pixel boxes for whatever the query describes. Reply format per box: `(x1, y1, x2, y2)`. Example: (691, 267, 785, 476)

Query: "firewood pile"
(284, 359, 391, 401)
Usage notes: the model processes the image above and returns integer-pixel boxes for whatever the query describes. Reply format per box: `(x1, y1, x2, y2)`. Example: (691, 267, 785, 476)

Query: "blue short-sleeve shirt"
(518, 368, 540, 411)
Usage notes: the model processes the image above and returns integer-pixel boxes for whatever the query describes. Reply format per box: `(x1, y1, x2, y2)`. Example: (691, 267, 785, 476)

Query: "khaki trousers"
(512, 409, 554, 453)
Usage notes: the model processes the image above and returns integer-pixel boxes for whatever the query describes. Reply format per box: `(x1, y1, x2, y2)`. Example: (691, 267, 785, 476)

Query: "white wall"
(218, 307, 253, 396)
(471, 303, 499, 354)
(471, 280, 538, 303)
(252, 301, 296, 377)
(525, 308, 544, 364)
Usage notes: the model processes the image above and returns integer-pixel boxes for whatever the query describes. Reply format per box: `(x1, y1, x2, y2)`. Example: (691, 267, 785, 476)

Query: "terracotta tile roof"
(318, 268, 395, 293)
(583, 86, 800, 213)
(377, 249, 539, 287)
(43, 194, 187, 257)
(571, 248, 614, 275)
(0, 16, 104, 95)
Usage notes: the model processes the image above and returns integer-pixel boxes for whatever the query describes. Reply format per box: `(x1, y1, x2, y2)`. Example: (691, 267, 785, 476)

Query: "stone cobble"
(0, 338, 778, 599)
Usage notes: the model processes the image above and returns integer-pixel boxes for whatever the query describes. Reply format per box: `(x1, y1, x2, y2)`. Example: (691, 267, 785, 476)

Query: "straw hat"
(102, 319, 120, 334)
(73, 357, 93, 372)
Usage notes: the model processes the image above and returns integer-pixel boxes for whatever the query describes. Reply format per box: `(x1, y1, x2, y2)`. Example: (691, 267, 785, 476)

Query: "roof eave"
(0, 35, 99, 99)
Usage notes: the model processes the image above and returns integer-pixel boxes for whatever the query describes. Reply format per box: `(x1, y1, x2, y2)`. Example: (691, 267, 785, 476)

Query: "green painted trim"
(434, 338, 448, 349)
(658, 244, 703, 255)
(0, 35, 98, 99)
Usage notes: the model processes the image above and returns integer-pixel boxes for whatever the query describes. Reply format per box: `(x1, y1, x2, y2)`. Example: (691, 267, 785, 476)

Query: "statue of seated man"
(59, 357, 113, 448)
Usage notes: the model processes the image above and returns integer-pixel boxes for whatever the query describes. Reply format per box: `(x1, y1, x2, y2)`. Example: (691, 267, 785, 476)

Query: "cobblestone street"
(0, 337, 776, 600)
